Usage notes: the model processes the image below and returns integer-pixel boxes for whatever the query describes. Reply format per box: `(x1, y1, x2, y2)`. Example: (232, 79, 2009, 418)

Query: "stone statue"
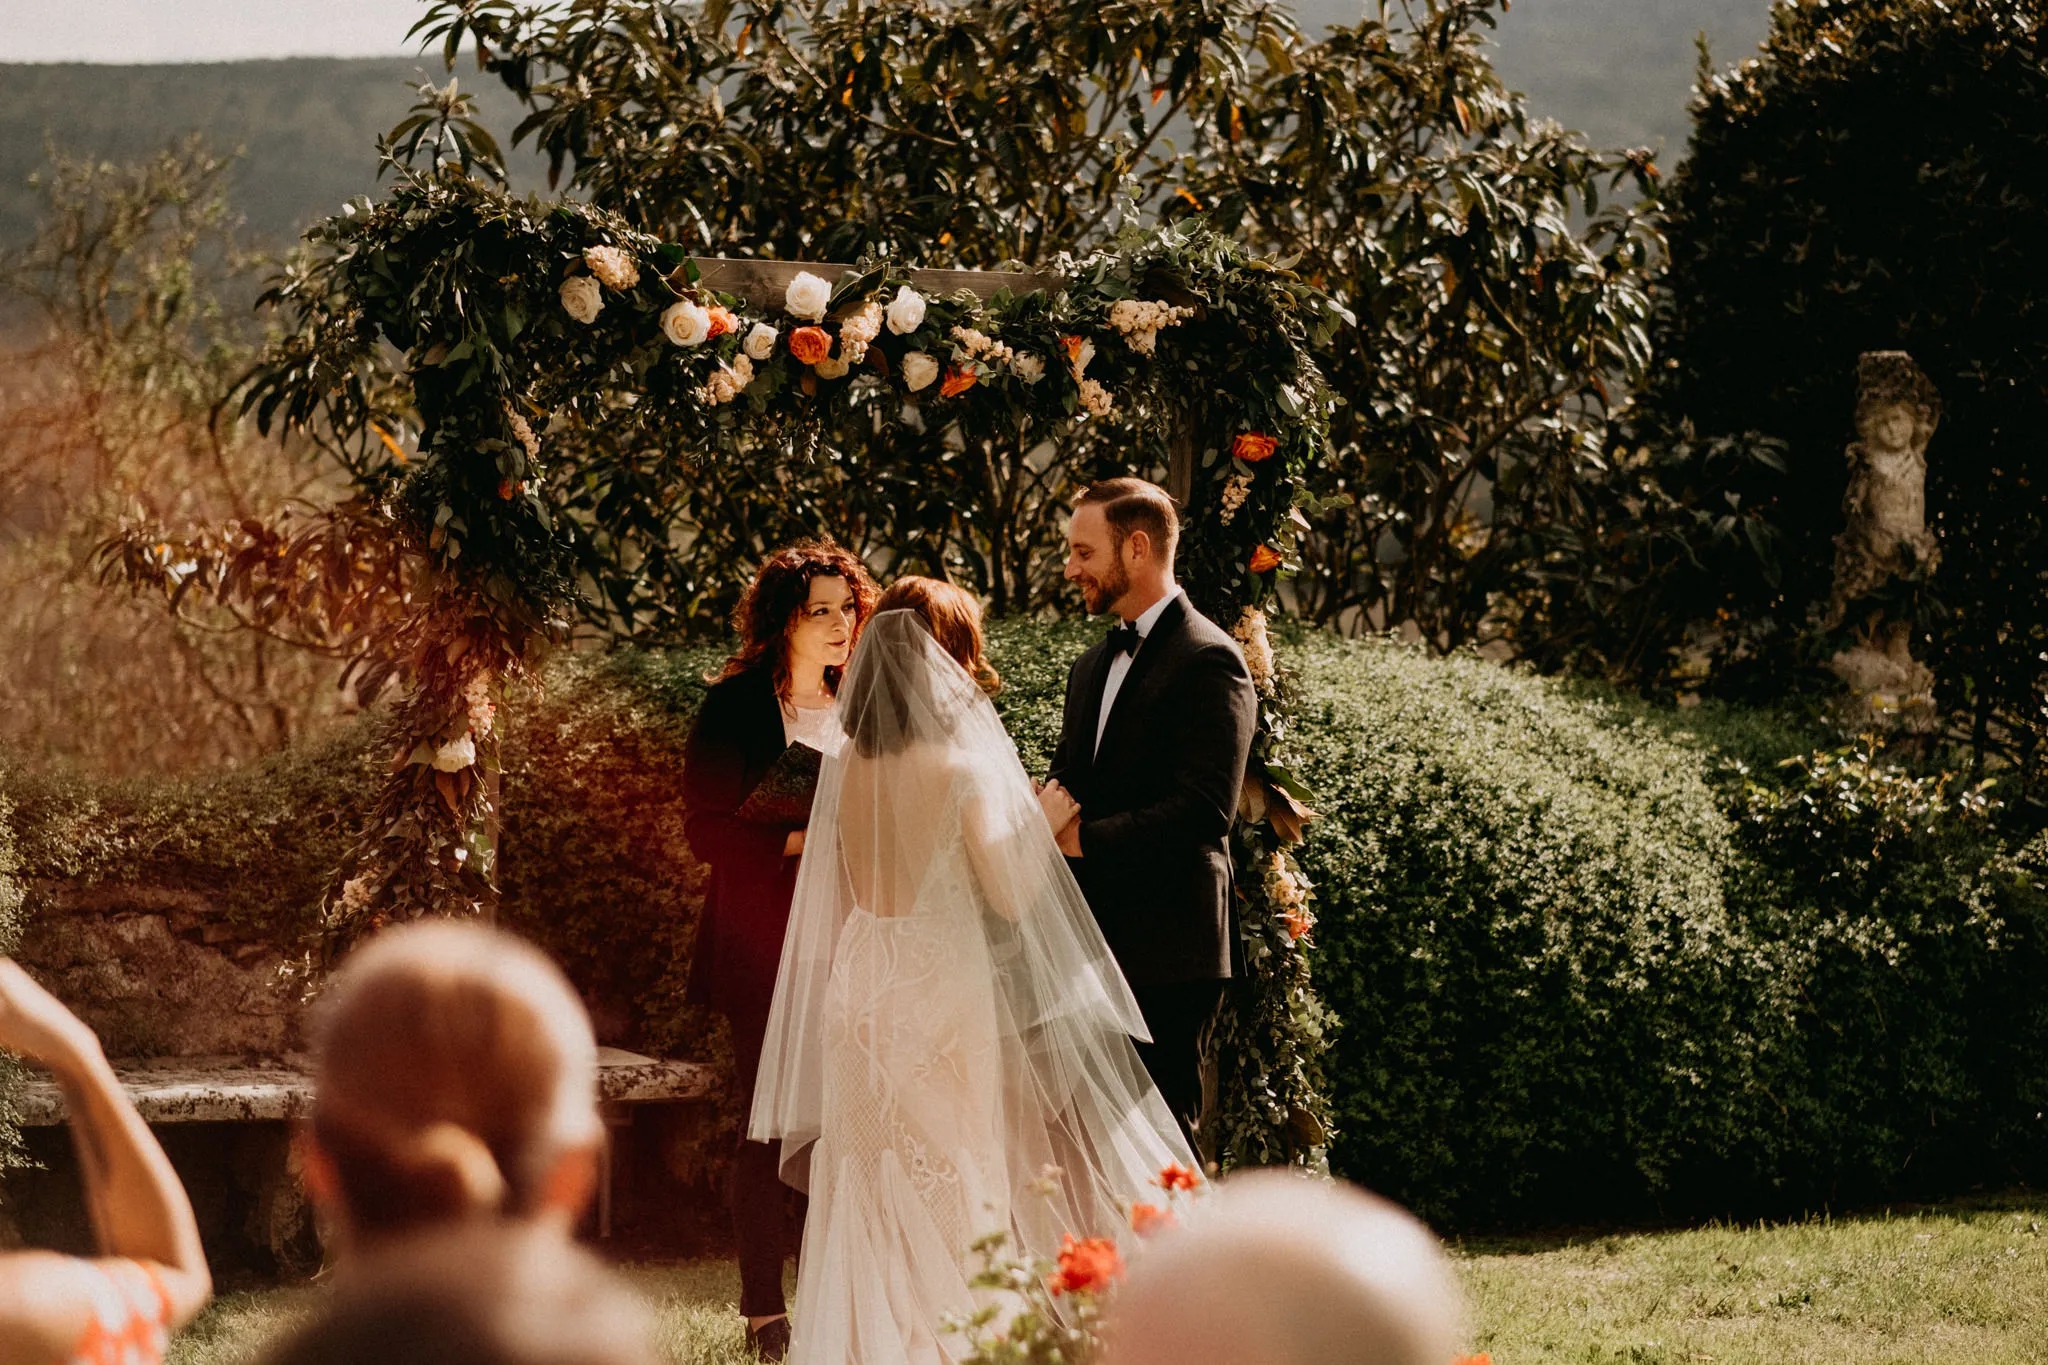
(1826, 351, 1942, 731)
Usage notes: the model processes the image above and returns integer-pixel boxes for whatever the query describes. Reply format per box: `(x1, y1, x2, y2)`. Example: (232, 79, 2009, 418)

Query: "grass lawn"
(169, 1195, 2048, 1365)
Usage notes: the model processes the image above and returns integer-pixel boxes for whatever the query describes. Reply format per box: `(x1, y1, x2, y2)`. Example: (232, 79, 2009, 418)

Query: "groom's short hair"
(1077, 478, 1179, 565)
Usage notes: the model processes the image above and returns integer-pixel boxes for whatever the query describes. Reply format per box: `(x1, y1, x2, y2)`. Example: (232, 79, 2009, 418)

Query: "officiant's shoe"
(746, 1315, 792, 1362)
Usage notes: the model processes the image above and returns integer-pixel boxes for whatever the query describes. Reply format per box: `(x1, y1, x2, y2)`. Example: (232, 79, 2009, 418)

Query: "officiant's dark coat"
(1047, 594, 1258, 988)
(681, 666, 802, 1020)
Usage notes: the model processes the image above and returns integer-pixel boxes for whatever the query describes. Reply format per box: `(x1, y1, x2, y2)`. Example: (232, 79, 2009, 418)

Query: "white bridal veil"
(749, 609, 1195, 1252)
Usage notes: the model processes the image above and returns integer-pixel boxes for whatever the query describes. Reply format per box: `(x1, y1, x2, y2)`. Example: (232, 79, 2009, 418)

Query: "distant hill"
(0, 2, 1776, 252)
(0, 56, 546, 250)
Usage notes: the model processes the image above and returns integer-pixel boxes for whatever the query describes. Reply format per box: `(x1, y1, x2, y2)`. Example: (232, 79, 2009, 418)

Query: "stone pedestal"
(1826, 351, 1942, 732)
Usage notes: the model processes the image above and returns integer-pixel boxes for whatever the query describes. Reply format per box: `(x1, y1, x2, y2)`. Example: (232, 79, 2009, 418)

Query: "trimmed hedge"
(1286, 633, 2048, 1223)
(3, 621, 2044, 1225)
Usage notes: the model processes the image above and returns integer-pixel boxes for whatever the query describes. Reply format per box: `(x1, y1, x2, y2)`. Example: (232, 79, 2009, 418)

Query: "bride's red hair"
(874, 577, 1001, 696)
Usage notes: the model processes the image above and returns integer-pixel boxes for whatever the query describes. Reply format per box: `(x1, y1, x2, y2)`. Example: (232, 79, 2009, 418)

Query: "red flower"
(706, 305, 738, 340)
(1453, 1356, 1493, 1365)
(1248, 545, 1283, 574)
(1232, 432, 1279, 464)
(1128, 1202, 1177, 1237)
(788, 326, 833, 366)
(1155, 1162, 1201, 1193)
(496, 478, 519, 501)
(1046, 1235, 1124, 1296)
(940, 367, 978, 398)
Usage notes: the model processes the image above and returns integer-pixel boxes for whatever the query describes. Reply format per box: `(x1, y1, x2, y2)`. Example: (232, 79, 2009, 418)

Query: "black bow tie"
(1107, 622, 1142, 657)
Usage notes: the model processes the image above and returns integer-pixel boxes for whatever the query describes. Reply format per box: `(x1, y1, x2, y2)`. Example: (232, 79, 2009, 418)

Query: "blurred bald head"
(1104, 1171, 1463, 1365)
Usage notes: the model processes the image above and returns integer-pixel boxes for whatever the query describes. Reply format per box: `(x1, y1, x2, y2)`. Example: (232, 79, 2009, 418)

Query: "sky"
(0, 0, 430, 63)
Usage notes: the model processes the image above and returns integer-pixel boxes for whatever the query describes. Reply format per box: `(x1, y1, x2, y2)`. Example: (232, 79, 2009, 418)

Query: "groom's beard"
(1076, 558, 1131, 616)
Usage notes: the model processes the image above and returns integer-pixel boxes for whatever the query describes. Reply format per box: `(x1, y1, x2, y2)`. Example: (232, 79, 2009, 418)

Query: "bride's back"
(834, 738, 976, 919)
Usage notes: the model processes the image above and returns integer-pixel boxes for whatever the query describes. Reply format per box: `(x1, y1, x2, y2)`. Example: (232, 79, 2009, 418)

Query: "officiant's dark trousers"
(729, 1006, 806, 1318)
(1132, 981, 1227, 1146)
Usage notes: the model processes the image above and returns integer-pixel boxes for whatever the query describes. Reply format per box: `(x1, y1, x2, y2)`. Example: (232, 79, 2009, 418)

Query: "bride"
(749, 577, 1197, 1365)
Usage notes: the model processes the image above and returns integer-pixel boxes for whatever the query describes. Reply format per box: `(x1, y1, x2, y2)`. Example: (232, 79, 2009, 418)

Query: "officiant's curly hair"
(720, 540, 879, 698)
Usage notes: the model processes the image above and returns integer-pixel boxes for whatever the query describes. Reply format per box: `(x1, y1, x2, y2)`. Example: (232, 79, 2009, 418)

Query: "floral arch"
(223, 172, 1345, 1167)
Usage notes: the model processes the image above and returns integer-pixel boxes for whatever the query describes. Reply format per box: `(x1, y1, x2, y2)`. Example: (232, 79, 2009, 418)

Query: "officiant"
(681, 541, 876, 1361)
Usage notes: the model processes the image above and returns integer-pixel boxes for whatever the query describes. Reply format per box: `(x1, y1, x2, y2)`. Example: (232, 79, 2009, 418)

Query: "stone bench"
(13, 1048, 718, 1258)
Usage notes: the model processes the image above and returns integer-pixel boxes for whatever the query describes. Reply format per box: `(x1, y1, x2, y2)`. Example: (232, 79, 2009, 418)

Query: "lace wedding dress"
(750, 612, 1195, 1365)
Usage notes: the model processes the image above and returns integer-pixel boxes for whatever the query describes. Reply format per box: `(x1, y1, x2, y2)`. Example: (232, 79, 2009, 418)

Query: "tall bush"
(1636, 0, 2048, 808)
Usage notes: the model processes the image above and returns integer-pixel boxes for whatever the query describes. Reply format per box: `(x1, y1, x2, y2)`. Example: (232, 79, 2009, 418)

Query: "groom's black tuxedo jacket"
(1047, 594, 1258, 988)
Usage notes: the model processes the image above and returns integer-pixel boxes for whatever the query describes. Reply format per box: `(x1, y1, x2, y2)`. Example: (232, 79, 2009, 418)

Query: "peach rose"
(1232, 431, 1280, 463)
(706, 305, 738, 340)
(788, 326, 833, 366)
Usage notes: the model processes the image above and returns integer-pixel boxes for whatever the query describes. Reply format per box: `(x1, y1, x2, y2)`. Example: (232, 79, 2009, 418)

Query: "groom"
(1045, 478, 1257, 1143)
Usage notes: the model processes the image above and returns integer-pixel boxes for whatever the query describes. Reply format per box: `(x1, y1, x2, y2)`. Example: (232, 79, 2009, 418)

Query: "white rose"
(1012, 354, 1046, 384)
(743, 322, 778, 360)
(814, 355, 851, 380)
(784, 269, 833, 321)
(661, 299, 712, 347)
(431, 732, 478, 772)
(885, 285, 928, 335)
(1072, 337, 1097, 376)
(901, 351, 940, 392)
(560, 275, 604, 325)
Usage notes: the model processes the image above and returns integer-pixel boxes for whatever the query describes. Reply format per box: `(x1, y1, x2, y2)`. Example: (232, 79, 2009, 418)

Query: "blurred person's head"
(1104, 1170, 1463, 1365)
(259, 1222, 657, 1365)
(299, 921, 603, 1255)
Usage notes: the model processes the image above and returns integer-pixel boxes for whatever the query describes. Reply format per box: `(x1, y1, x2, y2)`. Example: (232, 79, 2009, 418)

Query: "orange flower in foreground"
(1453, 1356, 1493, 1365)
(1155, 1162, 1201, 1193)
(706, 305, 738, 340)
(940, 367, 978, 398)
(788, 326, 833, 366)
(1232, 432, 1279, 464)
(1248, 545, 1283, 574)
(1046, 1235, 1124, 1296)
(1128, 1202, 1177, 1237)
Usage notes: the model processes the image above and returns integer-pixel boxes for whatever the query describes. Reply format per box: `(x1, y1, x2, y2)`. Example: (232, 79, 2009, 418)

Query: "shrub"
(1289, 630, 2048, 1224)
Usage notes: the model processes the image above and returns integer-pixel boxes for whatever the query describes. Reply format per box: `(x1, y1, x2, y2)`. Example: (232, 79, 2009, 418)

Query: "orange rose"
(1232, 431, 1279, 464)
(940, 367, 978, 398)
(788, 326, 833, 366)
(1060, 334, 1087, 367)
(1128, 1202, 1177, 1237)
(497, 478, 520, 501)
(1283, 909, 1312, 941)
(1046, 1235, 1124, 1296)
(706, 305, 738, 340)
(1248, 545, 1283, 574)
(1453, 1357, 1493, 1365)
(1155, 1162, 1201, 1193)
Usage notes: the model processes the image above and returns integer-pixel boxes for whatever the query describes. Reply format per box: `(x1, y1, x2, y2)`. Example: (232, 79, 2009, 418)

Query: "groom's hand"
(1054, 814, 1083, 858)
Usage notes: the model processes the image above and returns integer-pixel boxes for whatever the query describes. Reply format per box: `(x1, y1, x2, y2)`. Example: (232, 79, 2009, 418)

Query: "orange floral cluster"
(1046, 1234, 1125, 1296)
(1248, 545, 1283, 574)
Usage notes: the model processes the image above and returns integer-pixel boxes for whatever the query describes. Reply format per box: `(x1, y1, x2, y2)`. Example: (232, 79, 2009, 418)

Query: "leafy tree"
(1629, 0, 2048, 815)
(400, 0, 1662, 639)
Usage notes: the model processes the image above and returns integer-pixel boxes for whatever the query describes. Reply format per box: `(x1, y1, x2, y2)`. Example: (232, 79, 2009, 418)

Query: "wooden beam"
(690, 257, 1057, 308)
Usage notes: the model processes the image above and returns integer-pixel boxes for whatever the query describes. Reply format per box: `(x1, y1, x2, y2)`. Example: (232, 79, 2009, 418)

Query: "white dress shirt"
(1095, 589, 1182, 756)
